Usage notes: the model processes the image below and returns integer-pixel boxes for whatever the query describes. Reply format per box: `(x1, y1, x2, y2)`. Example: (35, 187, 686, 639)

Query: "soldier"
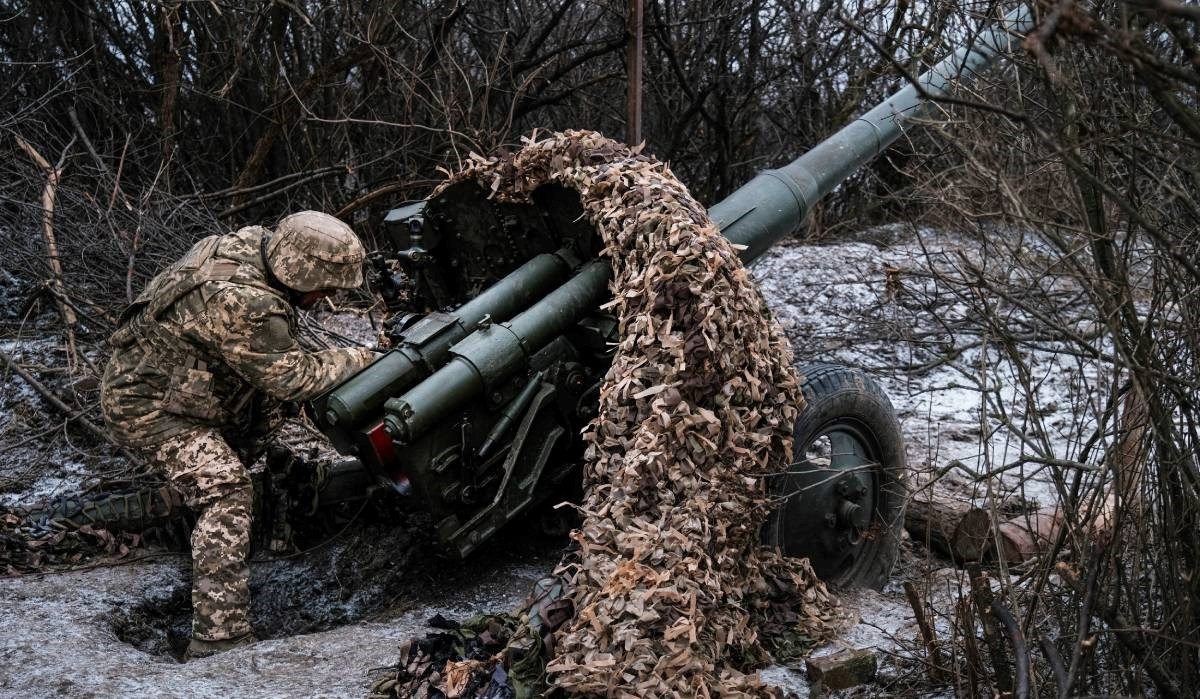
(100, 211, 377, 659)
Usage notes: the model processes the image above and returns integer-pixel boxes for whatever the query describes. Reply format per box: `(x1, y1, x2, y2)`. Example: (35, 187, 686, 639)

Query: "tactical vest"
(117, 231, 278, 326)
(110, 229, 285, 424)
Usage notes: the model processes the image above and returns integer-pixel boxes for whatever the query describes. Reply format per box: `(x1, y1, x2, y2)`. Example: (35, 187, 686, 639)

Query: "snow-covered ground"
(0, 225, 1108, 697)
(0, 560, 547, 698)
(753, 226, 1106, 509)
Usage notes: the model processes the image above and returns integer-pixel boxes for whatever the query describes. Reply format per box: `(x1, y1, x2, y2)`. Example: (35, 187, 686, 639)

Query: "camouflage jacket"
(101, 226, 374, 448)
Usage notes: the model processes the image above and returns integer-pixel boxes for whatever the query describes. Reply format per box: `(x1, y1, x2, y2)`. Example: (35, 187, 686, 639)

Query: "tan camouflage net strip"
(1, 508, 148, 575)
(434, 130, 846, 696)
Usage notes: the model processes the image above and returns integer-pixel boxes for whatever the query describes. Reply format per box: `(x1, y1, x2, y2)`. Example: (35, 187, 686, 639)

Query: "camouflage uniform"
(101, 212, 375, 645)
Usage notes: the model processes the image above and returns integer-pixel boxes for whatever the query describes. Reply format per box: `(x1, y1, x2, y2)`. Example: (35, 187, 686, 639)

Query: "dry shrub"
(888, 2, 1200, 695)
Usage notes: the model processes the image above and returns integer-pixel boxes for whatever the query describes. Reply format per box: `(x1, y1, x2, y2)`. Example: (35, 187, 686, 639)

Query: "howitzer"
(31, 7, 1033, 589)
(311, 7, 1035, 587)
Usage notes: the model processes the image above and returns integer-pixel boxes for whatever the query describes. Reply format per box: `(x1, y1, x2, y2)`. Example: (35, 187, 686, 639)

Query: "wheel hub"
(761, 364, 906, 590)
(823, 473, 871, 547)
(767, 424, 881, 581)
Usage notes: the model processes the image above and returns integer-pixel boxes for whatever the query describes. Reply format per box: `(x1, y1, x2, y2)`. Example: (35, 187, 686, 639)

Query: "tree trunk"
(232, 43, 376, 197)
(908, 493, 1115, 565)
(154, 0, 185, 189)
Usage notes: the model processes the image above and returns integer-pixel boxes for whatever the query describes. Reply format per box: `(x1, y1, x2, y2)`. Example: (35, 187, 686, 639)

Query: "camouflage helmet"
(266, 211, 365, 292)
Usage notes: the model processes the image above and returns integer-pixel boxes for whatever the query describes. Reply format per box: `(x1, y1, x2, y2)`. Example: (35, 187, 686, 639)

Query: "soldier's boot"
(184, 631, 259, 661)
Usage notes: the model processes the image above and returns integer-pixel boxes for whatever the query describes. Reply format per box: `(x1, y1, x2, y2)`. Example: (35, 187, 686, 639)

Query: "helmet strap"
(260, 231, 301, 302)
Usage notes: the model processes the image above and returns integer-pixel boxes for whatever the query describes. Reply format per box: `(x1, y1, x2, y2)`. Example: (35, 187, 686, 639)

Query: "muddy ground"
(0, 225, 1093, 697)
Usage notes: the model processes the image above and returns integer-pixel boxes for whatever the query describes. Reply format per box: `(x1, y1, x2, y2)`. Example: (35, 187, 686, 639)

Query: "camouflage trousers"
(144, 429, 254, 642)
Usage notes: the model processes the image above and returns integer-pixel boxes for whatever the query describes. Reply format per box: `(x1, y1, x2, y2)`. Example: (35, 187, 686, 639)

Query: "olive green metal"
(324, 350, 419, 427)
(713, 5, 1034, 261)
(385, 261, 610, 442)
(321, 249, 576, 428)
(380, 7, 1033, 444)
(453, 249, 580, 332)
(479, 370, 546, 457)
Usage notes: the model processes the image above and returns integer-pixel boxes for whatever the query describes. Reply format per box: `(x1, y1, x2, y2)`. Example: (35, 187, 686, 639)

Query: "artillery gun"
(308, 7, 1033, 588)
(34, 8, 1034, 590)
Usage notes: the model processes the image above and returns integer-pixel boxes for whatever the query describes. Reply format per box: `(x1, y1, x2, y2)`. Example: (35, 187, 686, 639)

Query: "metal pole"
(626, 0, 643, 145)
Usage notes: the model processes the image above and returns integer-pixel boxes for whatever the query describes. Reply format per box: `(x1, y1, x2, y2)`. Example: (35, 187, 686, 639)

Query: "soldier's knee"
(194, 469, 253, 512)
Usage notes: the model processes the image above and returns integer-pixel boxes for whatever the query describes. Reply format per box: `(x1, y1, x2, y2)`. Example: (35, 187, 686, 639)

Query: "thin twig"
(219, 169, 350, 218)
(991, 600, 1031, 699)
(1056, 561, 1185, 699)
(0, 347, 113, 445)
(904, 580, 945, 681)
(1063, 545, 1101, 696)
(1038, 635, 1069, 696)
(967, 563, 1012, 695)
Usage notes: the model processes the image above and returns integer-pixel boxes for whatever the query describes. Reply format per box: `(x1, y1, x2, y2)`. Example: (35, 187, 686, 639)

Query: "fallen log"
(904, 493, 991, 562)
(995, 508, 1060, 563)
(907, 492, 1115, 565)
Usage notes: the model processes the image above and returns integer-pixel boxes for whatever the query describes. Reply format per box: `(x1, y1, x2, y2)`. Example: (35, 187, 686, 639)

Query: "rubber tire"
(763, 363, 906, 590)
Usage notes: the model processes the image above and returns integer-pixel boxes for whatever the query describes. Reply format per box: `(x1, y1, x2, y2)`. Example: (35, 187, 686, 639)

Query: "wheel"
(762, 363, 906, 589)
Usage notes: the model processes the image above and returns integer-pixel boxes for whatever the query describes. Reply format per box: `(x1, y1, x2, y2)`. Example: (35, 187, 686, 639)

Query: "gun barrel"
(384, 261, 610, 441)
(713, 5, 1033, 262)
(381, 6, 1034, 443)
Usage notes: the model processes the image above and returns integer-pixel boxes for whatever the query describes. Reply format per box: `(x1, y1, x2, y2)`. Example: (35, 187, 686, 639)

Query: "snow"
(0, 464, 91, 507)
(0, 561, 541, 699)
(751, 225, 1109, 511)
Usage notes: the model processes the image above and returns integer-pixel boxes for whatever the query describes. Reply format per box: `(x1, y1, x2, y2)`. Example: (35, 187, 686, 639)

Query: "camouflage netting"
(1, 507, 145, 575)
(375, 130, 844, 697)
